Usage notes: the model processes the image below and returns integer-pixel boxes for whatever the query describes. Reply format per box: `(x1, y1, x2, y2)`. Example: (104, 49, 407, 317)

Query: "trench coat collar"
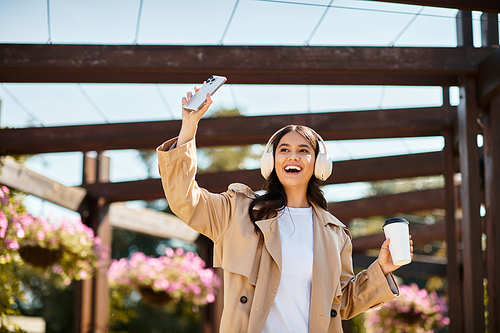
(310, 204, 344, 332)
(255, 217, 282, 273)
(310, 203, 346, 228)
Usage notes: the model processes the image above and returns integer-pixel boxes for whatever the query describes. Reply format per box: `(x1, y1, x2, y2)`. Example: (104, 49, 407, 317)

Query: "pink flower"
(36, 230, 46, 241)
(6, 239, 19, 250)
(79, 270, 88, 279)
(0, 223, 7, 240)
(2, 186, 10, 195)
(16, 228, 25, 238)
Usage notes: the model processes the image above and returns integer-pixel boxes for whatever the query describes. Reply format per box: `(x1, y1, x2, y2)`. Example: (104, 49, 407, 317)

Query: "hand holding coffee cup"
(379, 218, 413, 275)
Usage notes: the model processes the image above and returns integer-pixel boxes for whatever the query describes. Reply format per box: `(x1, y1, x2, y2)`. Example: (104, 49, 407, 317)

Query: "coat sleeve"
(157, 138, 244, 243)
(338, 231, 399, 320)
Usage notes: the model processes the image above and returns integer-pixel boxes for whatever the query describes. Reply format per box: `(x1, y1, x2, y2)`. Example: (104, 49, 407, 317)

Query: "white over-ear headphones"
(260, 125, 333, 181)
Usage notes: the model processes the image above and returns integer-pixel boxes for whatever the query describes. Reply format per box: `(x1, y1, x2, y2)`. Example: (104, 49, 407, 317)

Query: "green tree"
(198, 107, 261, 172)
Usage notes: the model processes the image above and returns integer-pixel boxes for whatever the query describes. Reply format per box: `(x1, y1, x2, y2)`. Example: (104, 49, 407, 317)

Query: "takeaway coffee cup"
(382, 218, 411, 266)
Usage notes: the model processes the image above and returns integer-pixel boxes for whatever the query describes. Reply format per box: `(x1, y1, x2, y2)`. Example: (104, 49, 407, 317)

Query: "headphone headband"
(260, 125, 332, 181)
(262, 125, 328, 156)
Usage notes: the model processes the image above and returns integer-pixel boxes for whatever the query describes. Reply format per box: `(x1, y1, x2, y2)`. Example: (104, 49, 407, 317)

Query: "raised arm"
(157, 89, 242, 242)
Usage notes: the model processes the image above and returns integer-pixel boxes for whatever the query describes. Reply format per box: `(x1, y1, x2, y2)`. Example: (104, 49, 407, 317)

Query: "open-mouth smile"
(284, 165, 302, 174)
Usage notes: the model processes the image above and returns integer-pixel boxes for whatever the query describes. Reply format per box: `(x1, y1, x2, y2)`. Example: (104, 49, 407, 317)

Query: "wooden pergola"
(1, 1, 499, 332)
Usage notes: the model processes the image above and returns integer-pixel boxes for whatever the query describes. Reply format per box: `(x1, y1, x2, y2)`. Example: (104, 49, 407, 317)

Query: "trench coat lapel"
(309, 205, 343, 333)
(255, 217, 282, 272)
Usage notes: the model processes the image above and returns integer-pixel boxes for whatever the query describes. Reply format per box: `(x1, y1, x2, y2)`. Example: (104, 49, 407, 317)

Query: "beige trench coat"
(157, 138, 398, 333)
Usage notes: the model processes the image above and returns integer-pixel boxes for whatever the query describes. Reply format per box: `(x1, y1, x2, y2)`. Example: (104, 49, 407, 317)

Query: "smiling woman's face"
(274, 131, 316, 194)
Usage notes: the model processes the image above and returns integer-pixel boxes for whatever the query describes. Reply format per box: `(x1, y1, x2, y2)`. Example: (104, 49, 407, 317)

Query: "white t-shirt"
(262, 206, 314, 333)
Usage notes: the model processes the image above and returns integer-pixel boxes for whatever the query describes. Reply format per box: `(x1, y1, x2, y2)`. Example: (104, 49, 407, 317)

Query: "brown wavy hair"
(248, 125, 328, 224)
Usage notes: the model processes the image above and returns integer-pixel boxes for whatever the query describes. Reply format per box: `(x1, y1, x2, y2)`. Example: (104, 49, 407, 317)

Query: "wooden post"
(74, 277, 93, 333)
(456, 11, 473, 47)
(75, 153, 111, 333)
(457, 75, 485, 332)
(481, 12, 499, 48)
(196, 235, 218, 333)
(483, 95, 500, 333)
(443, 129, 463, 333)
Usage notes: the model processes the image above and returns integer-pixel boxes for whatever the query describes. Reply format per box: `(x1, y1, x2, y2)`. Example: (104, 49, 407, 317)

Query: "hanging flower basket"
(0, 185, 110, 283)
(138, 286, 173, 306)
(18, 244, 63, 269)
(108, 249, 221, 307)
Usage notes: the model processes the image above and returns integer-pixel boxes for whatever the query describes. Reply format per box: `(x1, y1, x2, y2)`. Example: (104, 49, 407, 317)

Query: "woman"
(157, 89, 413, 333)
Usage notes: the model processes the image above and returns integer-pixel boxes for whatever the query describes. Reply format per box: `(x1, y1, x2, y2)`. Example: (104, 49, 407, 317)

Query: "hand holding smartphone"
(184, 75, 227, 111)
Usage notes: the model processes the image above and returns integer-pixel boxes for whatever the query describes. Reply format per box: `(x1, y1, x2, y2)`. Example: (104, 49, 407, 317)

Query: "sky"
(0, 0, 496, 221)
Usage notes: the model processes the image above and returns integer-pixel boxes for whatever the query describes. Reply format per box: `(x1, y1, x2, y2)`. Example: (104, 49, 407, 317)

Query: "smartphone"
(184, 75, 227, 111)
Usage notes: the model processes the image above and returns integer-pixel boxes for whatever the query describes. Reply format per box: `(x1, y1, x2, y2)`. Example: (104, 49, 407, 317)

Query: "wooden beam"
(330, 151, 445, 184)
(351, 217, 483, 254)
(457, 75, 485, 332)
(369, 0, 500, 12)
(84, 151, 445, 201)
(478, 48, 500, 106)
(5, 316, 46, 333)
(0, 156, 87, 211)
(329, 188, 445, 221)
(351, 220, 447, 254)
(353, 255, 447, 277)
(483, 95, 500, 333)
(0, 106, 456, 154)
(108, 203, 199, 242)
(0, 44, 494, 85)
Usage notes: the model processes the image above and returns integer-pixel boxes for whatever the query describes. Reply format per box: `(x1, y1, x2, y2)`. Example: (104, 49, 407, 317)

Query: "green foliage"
(207, 106, 242, 118)
(15, 263, 75, 333)
(109, 285, 139, 329)
(110, 296, 201, 333)
(369, 176, 444, 196)
(198, 107, 261, 173)
(1, 185, 27, 330)
(0, 262, 24, 315)
(348, 176, 445, 238)
(138, 150, 157, 178)
(198, 144, 261, 172)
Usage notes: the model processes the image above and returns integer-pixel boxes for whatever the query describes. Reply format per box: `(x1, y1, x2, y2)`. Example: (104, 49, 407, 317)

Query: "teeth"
(285, 165, 302, 171)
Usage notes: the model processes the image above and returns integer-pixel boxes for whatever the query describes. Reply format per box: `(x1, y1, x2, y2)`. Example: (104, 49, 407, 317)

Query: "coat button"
(240, 296, 248, 304)
(331, 309, 337, 317)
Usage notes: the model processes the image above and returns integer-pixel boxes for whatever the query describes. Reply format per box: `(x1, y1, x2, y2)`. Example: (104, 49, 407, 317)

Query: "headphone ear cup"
(260, 152, 274, 179)
(314, 153, 332, 181)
